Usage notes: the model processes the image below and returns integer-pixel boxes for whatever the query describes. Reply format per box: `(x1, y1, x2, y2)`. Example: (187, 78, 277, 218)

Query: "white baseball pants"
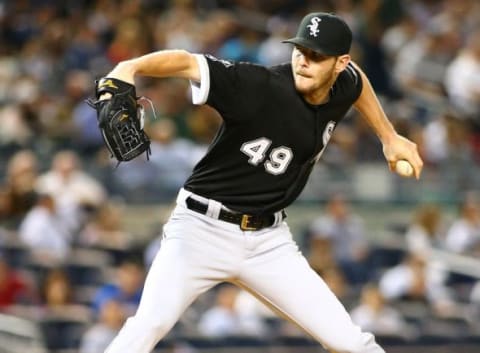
(104, 189, 385, 353)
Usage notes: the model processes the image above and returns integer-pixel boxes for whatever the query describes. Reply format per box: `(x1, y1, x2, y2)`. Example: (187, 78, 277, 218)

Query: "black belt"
(185, 197, 286, 231)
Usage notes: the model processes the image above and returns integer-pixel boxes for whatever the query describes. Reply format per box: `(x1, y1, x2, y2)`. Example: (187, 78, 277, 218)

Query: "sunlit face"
(291, 46, 349, 104)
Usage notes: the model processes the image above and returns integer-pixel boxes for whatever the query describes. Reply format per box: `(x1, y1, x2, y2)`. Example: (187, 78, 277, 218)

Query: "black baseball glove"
(87, 77, 151, 163)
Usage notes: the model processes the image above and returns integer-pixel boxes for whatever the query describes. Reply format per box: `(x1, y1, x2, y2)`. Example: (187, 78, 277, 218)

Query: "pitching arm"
(352, 62, 423, 179)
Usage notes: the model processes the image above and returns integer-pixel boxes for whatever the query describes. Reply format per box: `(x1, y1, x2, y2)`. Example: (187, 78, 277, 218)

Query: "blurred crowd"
(1, 0, 480, 351)
(0, 0, 480, 204)
(3, 186, 480, 352)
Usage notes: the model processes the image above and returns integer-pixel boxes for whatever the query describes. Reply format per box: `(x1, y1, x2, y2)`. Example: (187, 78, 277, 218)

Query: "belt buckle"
(240, 214, 257, 231)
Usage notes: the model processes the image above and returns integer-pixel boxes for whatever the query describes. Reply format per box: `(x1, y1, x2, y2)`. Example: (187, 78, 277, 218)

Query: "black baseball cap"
(283, 12, 352, 56)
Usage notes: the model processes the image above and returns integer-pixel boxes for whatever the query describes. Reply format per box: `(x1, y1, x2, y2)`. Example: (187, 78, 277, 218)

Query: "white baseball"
(395, 160, 414, 177)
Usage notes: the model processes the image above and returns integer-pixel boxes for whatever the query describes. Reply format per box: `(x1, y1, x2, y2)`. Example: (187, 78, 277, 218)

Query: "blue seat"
(369, 245, 406, 271)
(39, 315, 90, 350)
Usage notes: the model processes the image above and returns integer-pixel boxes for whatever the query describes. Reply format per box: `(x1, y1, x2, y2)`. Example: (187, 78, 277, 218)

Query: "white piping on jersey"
(345, 63, 359, 85)
(190, 54, 210, 105)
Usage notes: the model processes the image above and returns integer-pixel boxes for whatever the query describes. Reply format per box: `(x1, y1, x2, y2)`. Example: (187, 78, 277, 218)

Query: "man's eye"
(311, 53, 327, 61)
(294, 47, 329, 62)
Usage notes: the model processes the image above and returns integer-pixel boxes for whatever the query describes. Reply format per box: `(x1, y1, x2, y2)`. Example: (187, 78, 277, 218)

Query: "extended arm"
(104, 49, 201, 85)
(88, 50, 201, 162)
(352, 62, 423, 179)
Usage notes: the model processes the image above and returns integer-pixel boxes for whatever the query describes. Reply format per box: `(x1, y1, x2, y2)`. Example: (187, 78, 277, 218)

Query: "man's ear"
(335, 55, 351, 73)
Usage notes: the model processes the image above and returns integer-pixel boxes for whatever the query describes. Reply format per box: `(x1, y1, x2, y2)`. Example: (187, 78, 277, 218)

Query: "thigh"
(104, 206, 243, 353)
(135, 205, 238, 322)
(237, 225, 377, 352)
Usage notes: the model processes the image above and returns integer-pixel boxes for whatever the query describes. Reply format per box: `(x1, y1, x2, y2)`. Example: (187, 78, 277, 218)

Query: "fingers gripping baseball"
(395, 160, 414, 177)
(383, 134, 423, 179)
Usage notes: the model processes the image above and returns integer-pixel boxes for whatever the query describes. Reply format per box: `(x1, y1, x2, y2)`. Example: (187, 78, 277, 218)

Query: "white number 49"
(240, 137, 293, 175)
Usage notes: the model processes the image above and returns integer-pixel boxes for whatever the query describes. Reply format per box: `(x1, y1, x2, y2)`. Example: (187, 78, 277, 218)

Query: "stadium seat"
(0, 313, 47, 353)
(64, 248, 113, 286)
(0, 234, 31, 268)
(39, 314, 91, 351)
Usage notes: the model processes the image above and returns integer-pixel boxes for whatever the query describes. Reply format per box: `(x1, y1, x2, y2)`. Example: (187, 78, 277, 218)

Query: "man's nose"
(298, 52, 308, 66)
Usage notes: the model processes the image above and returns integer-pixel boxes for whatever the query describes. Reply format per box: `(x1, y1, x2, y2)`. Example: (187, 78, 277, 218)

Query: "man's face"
(118, 263, 144, 295)
(291, 46, 337, 95)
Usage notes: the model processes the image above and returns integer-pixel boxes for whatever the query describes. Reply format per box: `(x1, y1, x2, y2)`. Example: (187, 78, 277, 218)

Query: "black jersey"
(184, 54, 363, 214)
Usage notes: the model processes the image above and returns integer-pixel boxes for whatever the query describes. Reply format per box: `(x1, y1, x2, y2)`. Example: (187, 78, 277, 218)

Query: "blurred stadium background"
(0, 0, 480, 352)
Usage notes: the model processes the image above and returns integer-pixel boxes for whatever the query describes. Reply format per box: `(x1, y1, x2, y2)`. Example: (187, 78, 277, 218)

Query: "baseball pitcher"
(89, 12, 423, 353)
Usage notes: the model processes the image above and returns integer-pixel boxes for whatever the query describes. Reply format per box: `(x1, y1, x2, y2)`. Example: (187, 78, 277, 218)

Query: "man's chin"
(294, 82, 312, 95)
(294, 73, 314, 88)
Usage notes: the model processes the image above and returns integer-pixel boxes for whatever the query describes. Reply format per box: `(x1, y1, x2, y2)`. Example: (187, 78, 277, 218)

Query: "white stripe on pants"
(104, 194, 384, 353)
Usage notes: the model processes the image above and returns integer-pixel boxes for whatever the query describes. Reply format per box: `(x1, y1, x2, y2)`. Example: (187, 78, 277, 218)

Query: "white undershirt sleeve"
(189, 54, 210, 105)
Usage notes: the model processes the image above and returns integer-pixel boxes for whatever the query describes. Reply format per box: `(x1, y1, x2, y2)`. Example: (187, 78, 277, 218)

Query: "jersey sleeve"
(190, 54, 210, 105)
(189, 54, 270, 122)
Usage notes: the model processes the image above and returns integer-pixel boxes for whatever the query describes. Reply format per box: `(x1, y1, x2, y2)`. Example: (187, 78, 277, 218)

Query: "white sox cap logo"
(282, 13, 352, 55)
(307, 17, 321, 37)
